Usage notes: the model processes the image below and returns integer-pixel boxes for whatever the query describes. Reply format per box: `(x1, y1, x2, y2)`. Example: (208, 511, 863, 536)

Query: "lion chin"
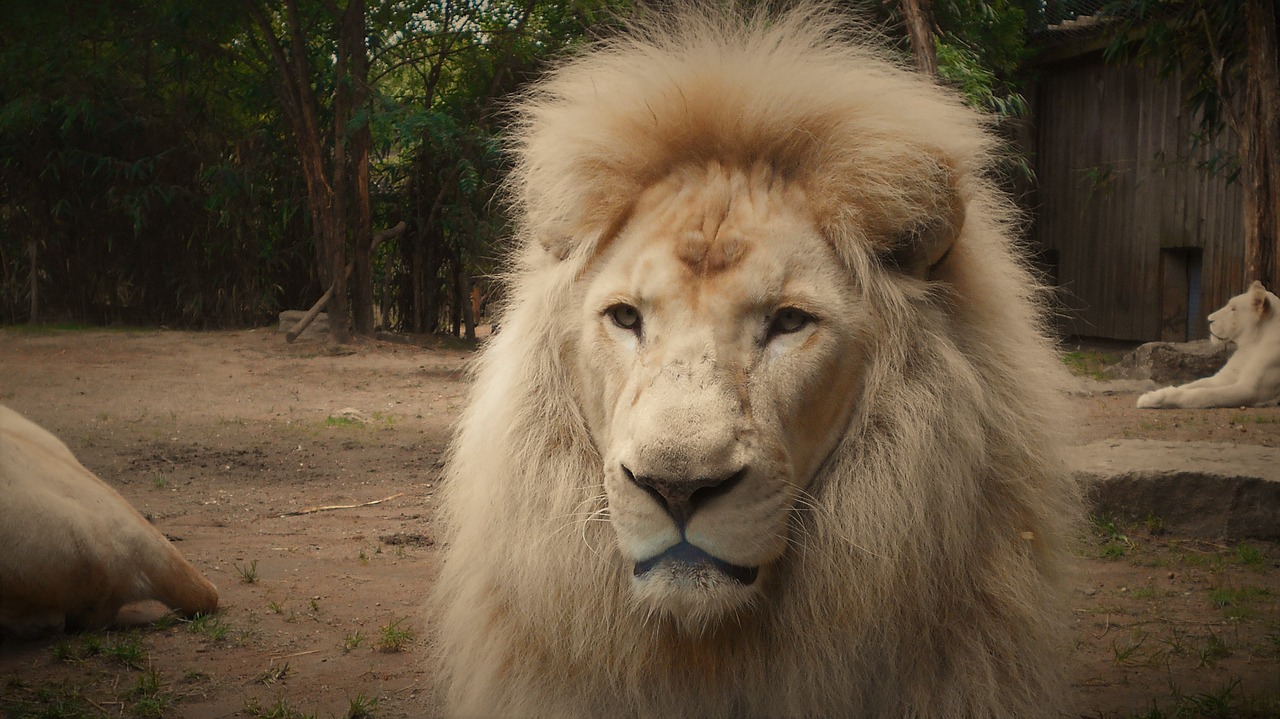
(631, 542, 760, 629)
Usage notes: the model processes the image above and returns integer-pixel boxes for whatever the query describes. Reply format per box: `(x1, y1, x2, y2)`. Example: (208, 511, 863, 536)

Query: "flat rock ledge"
(1101, 340, 1231, 384)
(1072, 440, 1280, 540)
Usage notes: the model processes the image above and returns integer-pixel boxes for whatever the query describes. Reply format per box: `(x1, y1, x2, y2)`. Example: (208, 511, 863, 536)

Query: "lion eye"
(768, 308, 813, 338)
(607, 303, 642, 332)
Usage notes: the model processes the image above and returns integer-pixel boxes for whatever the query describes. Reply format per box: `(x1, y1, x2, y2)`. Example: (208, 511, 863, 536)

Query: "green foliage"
(0, 0, 313, 326)
(0, 0, 619, 331)
(1102, 0, 1246, 175)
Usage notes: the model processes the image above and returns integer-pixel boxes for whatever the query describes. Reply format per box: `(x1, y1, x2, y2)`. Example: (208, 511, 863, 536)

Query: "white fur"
(430, 4, 1081, 717)
(0, 405, 218, 636)
(1138, 281, 1280, 409)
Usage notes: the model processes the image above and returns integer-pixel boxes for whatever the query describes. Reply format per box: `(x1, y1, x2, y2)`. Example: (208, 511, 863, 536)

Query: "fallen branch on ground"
(279, 492, 404, 517)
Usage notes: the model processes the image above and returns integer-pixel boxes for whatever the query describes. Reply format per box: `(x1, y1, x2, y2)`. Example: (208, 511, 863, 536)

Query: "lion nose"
(622, 465, 747, 526)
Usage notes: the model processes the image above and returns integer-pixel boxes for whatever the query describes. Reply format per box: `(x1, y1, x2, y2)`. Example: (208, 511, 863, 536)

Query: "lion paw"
(1136, 388, 1172, 409)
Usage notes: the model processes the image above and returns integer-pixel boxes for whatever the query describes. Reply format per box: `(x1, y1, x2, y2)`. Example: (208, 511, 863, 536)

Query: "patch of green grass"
(1100, 543, 1127, 560)
(236, 559, 260, 584)
(346, 693, 379, 719)
(79, 635, 104, 658)
(1196, 632, 1231, 668)
(267, 599, 285, 614)
(1090, 515, 1133, 560)
(377, 618, 415, 653)
(1140, 679, 1280, 719)
(324, 415, 363, 429)
(342, 631, 365, 653)
(1159, 626, 1189, 657)
(1233, 542, 1266, 569)
(152, 473, 169, 489)
(1110, 631, 1148, 666)
(105, 634, 147, 669)
(186, 612, 230, 641)
(1140, 513, 1164, 535)
(1061, 349, 1121, 380)
(1210, 585, 1271, 620)
(3, 680, 96, 719)
(51, 641, 77, 663)
(127, 667, 173, 719)
(1128, 586, 1168, 600)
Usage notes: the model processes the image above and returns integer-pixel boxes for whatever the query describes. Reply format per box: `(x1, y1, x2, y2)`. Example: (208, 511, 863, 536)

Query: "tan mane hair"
(431, 3, 1080, 716)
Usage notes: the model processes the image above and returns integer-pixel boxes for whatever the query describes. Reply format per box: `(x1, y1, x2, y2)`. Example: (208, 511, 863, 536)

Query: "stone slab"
(1072, 439, 1280, 540)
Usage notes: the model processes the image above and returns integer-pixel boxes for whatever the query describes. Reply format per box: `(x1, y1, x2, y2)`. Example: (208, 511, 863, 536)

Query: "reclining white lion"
(430, 4, 1081, 717)
(1137, 281, 1280, 409)
(0, 405, 218, 637)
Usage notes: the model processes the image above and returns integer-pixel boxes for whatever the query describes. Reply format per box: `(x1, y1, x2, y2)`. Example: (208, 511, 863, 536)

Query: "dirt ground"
(0, 328, 1277, 719)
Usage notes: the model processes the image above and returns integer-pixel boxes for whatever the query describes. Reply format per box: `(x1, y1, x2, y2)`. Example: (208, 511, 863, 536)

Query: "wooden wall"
(1032, 53, 1244, 342)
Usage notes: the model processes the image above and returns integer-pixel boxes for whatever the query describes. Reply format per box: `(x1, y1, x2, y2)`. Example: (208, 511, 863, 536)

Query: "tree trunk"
(450, 254, 462, 337)
(899, 0, 938, 78)
(460, 271, 475, 341)
(342, 0, 376, 337)
(27, 239, 38, 324)
(246, 0, 350, 342)
(1242, 0, 1280, 290)
(412, 235, 424, 334)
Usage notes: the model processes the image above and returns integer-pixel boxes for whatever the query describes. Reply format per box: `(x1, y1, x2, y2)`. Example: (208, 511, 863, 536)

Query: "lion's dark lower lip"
(633, 541, 759, 585)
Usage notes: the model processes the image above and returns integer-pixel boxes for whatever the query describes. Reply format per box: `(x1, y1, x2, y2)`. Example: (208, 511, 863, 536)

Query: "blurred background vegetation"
(0, 1, 1110, 336)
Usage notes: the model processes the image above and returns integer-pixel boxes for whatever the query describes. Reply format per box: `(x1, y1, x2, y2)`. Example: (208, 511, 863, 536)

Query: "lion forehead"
(598, 166, 826, 294)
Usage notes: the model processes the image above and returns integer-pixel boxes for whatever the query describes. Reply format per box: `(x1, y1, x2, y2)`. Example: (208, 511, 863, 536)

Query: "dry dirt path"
(0, 328, 1276, 718)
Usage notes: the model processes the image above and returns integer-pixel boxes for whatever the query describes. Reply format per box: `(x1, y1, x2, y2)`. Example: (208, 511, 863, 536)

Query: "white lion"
(0, 405, 218, 637)
(430, 4, 1081, 717)
(1137, 281, 1280, 409)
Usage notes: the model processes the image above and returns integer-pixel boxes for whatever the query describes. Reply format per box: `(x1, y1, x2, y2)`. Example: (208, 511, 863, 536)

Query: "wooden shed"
(1031, 33, 1245, 342)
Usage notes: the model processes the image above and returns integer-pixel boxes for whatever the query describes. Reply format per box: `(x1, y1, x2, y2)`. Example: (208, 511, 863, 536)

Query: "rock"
(334, 407, 371, 424)
(278, 310, 329, 337)
(1072, 439, 1280, 540)
(1101, 340, 1232, 384)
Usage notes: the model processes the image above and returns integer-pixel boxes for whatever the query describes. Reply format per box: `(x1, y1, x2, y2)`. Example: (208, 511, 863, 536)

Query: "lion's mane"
(430, 4, 1080, 717)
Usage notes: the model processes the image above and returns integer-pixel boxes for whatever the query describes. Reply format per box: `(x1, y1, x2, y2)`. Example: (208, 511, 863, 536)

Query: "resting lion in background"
(1138, 281, 1280, 409)
(0, 405, 218, 637)
(431, 4, 1081, 717)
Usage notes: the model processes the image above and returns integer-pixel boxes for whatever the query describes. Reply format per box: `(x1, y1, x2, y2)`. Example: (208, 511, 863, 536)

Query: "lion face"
(573, 165, 871, 629)
(1207, 281, 1274, 346)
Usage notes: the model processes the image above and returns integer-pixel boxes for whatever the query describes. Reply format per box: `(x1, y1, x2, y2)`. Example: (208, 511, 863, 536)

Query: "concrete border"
(1072, 440, 1280, 540)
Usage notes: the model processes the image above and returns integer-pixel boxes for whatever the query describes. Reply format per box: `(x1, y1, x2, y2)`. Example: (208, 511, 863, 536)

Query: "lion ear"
(879, 162, 965, 280)
(1250, 281, 1272, 319)
(539, 232, 575, 262)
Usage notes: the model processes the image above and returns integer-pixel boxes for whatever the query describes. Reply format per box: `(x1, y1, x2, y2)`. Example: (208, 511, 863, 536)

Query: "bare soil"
(0, 329, 1276, 718)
